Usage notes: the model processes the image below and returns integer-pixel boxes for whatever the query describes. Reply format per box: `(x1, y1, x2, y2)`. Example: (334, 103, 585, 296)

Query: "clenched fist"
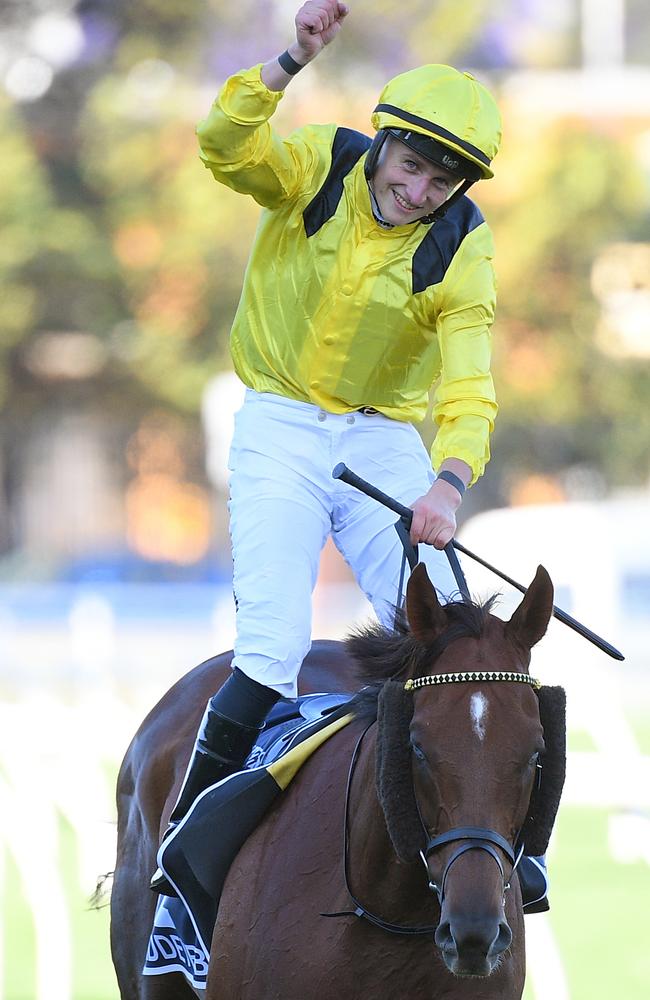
(293, 1, 350, 62)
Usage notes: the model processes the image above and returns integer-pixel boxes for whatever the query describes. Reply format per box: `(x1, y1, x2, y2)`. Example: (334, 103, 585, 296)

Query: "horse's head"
(375, 563, 566, 977)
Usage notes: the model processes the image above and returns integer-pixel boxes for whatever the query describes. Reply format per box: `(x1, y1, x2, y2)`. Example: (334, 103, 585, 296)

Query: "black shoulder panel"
(412, 197, 485, 294)
(303, 128, 372, 237)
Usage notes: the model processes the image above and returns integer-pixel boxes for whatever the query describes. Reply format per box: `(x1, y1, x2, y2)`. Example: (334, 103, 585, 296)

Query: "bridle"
(322, 669, 540, 936)
(412, 671, 537, 906)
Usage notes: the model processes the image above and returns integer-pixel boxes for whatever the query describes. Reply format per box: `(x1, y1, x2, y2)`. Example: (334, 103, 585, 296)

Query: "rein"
(393, 516, 470, 627)
(321, 719, 439, 936)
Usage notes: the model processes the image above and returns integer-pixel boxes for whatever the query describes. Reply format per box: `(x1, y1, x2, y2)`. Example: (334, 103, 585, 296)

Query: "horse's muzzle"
(424, 826, 516, 976)
(435, 910, 512, 977)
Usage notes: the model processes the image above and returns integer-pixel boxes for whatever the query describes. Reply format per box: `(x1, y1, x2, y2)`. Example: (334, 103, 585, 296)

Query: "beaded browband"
(405, 671, 541, 691)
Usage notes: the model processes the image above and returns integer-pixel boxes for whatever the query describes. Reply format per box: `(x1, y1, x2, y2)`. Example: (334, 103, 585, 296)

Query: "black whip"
(332, 462, 624, 661)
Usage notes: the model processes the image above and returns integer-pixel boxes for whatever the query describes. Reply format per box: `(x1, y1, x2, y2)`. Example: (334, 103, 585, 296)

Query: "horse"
(110, 563, 566, 999)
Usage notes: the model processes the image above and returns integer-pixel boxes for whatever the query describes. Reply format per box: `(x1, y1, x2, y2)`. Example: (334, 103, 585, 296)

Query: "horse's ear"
(406, 563, 447, 643)
(505, 565, 554, 651)
(519, 685, 566, 855)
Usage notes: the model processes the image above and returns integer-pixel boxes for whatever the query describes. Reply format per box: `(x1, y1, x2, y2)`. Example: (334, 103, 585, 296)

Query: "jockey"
(152, 1, 504, 889)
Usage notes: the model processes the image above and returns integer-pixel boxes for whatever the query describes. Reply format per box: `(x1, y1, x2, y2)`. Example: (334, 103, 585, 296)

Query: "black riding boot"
(150, 667, 280, 894)
(519, 854, 550, 914)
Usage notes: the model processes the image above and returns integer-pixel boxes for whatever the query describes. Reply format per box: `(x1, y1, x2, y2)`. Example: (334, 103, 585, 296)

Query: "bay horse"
(111, 563, 565, 999)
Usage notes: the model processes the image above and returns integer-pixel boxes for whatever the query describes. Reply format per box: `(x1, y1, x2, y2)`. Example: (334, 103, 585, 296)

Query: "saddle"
(144, 692, 355, 986)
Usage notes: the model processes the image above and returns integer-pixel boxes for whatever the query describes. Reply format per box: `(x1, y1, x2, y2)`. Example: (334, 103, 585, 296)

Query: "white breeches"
(228, 390, 460, 697)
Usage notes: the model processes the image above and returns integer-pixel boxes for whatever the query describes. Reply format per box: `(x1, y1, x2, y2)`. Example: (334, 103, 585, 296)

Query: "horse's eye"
(411, 741, 427, 762)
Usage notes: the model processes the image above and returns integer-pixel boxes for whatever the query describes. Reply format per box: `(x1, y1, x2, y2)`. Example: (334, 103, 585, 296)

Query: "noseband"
(322, 669, 539, 935)
(420, 827, 524, 906)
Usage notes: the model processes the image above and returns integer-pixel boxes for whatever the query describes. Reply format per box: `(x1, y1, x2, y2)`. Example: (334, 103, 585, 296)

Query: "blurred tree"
(485, 117, 650, 496)
(0, 0, 649, 565)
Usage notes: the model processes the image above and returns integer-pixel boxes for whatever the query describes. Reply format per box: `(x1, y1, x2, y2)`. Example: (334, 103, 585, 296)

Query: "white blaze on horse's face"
(470, 691, 488, 742)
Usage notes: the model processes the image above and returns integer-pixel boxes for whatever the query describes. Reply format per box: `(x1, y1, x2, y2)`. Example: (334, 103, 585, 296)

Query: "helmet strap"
(422, 178, 475, 224)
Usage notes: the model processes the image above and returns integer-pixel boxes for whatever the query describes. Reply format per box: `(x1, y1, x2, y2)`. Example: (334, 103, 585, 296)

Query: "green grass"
(523, 805, 650, 1000)
(627, 710, 650, 755)
(59, 817, 115, 1000)
(3, 850, 36, 1000)
(549, 806, 650, 999)
(566, 728, 598, 752)
(2, 813, 116, 1000)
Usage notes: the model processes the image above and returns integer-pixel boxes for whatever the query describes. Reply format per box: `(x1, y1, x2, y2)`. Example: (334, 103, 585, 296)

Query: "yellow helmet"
(371, 64, 501, 181)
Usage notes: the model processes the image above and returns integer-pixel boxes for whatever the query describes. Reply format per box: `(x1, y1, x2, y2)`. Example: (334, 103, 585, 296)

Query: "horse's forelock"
(346, 594, 499, 697)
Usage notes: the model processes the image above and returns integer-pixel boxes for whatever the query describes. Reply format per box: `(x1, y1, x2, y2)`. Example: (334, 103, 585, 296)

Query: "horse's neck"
(347, 724, 436, 924)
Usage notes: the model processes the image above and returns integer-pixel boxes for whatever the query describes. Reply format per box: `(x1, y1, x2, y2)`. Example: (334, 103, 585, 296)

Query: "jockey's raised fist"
(293, 1, 349, 61)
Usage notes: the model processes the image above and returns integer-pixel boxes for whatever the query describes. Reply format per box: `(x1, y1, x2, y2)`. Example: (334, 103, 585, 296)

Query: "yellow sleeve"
(196, 64, 329, 209)
(430, 223, 498, 485)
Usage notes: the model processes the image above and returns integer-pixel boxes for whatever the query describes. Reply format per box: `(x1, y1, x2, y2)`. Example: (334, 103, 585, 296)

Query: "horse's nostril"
(434, 920, 454, 953)
(437, 911, 512, 968)
(491, 919, 513, 957)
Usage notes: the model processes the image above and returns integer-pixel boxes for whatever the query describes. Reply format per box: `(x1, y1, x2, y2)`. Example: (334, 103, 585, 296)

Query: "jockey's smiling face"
(371, 136, 458, 224)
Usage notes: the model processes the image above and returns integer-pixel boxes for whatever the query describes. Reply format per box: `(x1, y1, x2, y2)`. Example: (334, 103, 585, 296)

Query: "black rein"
(321, 719, 439, 936)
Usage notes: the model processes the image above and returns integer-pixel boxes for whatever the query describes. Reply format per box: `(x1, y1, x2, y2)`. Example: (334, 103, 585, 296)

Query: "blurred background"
(0, 1, 649, 997)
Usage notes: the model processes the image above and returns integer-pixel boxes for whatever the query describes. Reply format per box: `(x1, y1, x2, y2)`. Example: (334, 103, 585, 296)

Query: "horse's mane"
(345, 594, 499, 720)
